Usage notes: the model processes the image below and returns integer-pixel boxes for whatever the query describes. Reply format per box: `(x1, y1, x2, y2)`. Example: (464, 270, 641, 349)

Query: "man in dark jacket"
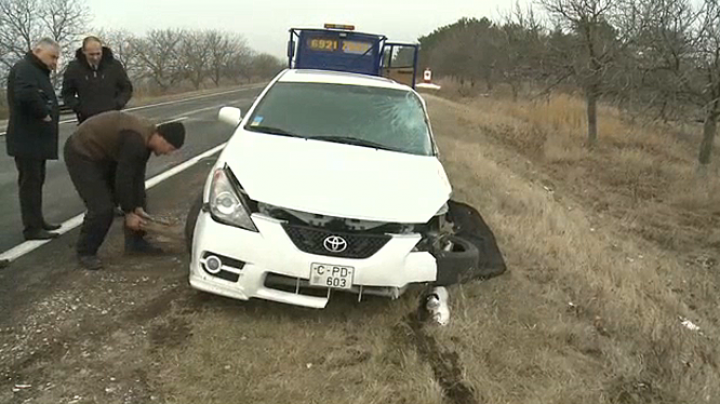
(63, 110, 185, 270)
(61, 36, 133, 124)
(5, 38, 62, 240)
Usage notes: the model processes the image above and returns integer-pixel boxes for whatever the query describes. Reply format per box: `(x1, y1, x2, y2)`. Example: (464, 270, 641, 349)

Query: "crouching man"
(63, 110, 185, 270)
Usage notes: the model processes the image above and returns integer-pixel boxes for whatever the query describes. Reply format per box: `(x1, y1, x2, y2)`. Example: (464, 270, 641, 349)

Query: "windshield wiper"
(245, 125, 302, 138)
(310, 136, 400, 152)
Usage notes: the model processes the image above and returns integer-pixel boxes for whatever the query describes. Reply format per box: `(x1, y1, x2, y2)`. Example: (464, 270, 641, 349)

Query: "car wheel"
(433, 235, 480, 286)
(185, 192, 203, 254)
(445, 200, 507, 279)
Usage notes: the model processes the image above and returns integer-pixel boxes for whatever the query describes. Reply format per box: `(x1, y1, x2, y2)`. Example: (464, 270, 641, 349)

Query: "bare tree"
(0, 0, 43, 69)
(41, 0, 88, 47)
(634, 0, 720, 170)
(132, 28, 184, 91)
(0, 0, 87, 83)
(538, 0, 640, 147)
(94, 28, 139, 77)
(225, 48, 255, 84)
(181, 30, 210, 90)
(692, 0, 720, 169)
(206, 31, 250, 87)
(40, 0, 88, 83)
(206, 30, 228, 87)
(499, 2, 548, 101)
(249, 53, 284, 79)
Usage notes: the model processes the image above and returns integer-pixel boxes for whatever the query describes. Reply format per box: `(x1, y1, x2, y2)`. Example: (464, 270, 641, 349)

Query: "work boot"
(78, 255, 103, 271)
(42, 221, 61, 231)
(125, 237, 164, 255)
(24, 229, 60, 241)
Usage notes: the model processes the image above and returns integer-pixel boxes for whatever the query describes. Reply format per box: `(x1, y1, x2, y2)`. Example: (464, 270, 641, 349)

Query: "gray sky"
(85, 0, 510, 59)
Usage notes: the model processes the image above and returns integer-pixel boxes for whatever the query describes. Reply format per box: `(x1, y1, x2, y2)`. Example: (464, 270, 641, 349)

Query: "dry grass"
(151, 295, 444, 404)
(419, 94, 720, 403)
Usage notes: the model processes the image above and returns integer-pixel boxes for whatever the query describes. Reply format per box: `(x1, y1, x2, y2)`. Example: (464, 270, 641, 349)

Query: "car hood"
(222, 130, 452, 223)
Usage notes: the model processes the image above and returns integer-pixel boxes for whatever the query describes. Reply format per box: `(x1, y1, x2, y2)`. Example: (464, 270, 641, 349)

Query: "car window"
(245, 82, 433, 156)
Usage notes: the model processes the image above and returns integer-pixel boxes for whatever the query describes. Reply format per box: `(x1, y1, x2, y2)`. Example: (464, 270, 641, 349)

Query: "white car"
(185, 68, 504, 309)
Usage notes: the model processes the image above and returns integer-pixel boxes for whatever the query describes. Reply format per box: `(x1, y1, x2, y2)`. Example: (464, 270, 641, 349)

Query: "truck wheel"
(185, 192, 203, 254)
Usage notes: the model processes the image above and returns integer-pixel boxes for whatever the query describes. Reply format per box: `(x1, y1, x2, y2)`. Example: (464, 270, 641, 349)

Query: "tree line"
(0, 0, 284, 97)
(95, 27, 285, 92)
(418, 0, 720, 169)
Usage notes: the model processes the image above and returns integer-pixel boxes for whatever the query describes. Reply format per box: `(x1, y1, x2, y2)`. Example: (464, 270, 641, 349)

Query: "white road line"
(162, 117, 188, 124)
(0, 85, 260, 136)
(178, 103, 234, 117)
(0, 141, 228, 263)
(123, 87, 256, 112)
(153, 101, 245, 124)
(145, 142, 225, 188)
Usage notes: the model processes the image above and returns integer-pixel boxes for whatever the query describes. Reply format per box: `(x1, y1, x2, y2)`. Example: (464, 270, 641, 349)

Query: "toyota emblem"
(323, 235, 348, 253)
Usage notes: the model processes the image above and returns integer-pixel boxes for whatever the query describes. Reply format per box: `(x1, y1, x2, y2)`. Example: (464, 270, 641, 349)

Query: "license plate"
(309, 263, 354, 290)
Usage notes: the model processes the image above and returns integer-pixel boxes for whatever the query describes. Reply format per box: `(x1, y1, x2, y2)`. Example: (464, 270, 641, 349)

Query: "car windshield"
(245, 82, 433, 156)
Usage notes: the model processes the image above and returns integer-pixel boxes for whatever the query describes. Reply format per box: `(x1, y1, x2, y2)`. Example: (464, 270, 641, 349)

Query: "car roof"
(277, 69, 412, 91)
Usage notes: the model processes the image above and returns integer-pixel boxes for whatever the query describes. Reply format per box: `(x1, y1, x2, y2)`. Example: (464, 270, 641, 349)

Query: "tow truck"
(286, 23, 421, 89)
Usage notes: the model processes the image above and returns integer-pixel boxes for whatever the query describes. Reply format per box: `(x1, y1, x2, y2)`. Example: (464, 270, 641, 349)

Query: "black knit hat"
(156, 122, 186, 149)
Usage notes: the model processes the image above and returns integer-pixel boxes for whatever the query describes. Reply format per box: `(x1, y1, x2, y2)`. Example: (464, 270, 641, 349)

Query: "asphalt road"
(0, 85, 265, 253)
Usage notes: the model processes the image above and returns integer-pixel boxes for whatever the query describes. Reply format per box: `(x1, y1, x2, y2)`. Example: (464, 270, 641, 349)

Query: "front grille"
(282, 223, 391, 259)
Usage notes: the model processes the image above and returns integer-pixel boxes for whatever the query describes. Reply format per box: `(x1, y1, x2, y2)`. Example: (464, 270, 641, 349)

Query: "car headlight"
(209, 166, 258, 232)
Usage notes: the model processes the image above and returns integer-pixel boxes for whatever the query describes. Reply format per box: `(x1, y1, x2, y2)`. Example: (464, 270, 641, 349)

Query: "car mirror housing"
(218, 106, 242, 126)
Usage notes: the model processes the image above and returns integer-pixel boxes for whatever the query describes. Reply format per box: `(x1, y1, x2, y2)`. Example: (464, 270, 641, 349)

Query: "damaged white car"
(185, 69, 505, 311)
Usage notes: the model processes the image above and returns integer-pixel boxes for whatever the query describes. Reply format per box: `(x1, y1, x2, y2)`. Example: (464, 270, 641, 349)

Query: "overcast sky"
(85, 0, 511, 59)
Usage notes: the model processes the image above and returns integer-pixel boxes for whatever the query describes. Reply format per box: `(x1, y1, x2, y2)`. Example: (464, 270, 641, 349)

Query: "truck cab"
(287, 23, 420, 88)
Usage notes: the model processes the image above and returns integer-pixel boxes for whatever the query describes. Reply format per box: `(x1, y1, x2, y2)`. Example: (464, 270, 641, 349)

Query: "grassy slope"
(422, 89, 720, 403)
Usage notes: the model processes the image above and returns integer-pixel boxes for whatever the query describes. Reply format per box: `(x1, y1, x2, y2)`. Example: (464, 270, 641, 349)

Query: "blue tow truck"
(287, 23, 421, 89)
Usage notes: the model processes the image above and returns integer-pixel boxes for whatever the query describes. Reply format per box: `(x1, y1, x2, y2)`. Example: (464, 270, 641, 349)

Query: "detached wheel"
(185, 192, 203, 254)
(446, 200, 507, 279)
(434, 235, 480, 286)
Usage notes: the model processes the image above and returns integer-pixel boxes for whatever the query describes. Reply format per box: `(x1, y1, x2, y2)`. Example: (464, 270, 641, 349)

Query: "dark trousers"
(64, 139, 145, 256)
(14, 157, 47, 235)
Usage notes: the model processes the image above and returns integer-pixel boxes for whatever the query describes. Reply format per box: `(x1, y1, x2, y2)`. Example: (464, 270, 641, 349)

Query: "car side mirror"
(218, 107, 242, 126)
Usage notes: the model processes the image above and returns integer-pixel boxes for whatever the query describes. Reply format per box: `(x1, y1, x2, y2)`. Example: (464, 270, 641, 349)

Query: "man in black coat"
(5, 38, 62, 240)
(61, 36, 133, 124)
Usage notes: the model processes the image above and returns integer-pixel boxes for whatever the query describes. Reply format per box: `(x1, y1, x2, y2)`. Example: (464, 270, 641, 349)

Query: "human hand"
(134, 207, 151, 220)
(125, 212, 146, 231)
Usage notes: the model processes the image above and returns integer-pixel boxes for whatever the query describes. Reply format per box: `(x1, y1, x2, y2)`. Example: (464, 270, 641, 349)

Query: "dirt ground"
(1, 94, 718, 404)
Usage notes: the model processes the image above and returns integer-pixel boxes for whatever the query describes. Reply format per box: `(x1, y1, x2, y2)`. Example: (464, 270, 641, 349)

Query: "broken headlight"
(208, 166, 258, 232)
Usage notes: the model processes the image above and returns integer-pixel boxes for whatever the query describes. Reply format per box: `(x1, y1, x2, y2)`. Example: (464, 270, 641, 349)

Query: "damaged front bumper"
(189, 211, 439, 309)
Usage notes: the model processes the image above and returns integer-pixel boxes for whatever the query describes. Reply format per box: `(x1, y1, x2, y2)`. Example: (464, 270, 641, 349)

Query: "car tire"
(433, 235, 481, 286)
(185, 192, 203, 254)
(444, 200, 507, 279)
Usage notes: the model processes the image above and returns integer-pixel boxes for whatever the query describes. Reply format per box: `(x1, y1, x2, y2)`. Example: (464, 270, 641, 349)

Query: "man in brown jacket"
(63, 110, 185, 270)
